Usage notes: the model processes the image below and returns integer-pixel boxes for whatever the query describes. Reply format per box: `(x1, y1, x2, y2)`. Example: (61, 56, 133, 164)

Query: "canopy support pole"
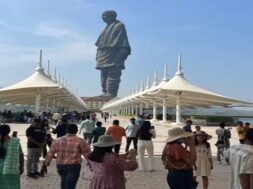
(52, 98, 55, 113)
(152, 100, 157, 121)
(35, 94, 41, 114)
(131, 105, 134, 116)
(135, 104, 138, 116)
(163, 98, 167, 123)
(176, 95, 181, 124)
(145, 103, 149, 109)
(139, 103, 143, 115)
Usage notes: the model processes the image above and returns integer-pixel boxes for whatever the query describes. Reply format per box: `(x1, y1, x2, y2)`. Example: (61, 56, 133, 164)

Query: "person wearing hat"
(88, 135, 138, 189)
(162, 127, 196, 189)
(194, 131, 213, 189)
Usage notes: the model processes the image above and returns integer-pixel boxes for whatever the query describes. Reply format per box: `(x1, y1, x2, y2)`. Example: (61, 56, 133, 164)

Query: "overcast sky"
(0, 0, 253, 103)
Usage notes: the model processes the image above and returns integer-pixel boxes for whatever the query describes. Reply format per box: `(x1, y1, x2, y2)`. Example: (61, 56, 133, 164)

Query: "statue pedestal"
(81, 95, 116, 111)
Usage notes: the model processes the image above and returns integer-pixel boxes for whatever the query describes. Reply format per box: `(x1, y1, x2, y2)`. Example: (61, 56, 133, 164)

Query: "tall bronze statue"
(95, 10, 131, 97)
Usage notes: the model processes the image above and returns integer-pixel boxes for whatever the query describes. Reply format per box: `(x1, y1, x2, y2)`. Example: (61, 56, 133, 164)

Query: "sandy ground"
(8, 115, 238, 189)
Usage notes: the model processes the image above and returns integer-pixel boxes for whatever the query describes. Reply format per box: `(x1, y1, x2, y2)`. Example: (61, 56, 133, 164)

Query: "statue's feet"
(99, 93, 107, 97)
(105, 93, 116, 98)
(99, 92, 116, 98)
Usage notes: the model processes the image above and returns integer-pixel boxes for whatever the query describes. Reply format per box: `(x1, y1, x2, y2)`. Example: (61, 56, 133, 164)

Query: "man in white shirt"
(226, 128, 253, 189)
(79, 116, 95, 145)
(125, 118, 141, 152)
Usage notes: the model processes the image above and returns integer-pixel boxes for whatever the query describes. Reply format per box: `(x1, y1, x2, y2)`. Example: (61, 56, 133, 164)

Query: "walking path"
(9, 115, 236, 189)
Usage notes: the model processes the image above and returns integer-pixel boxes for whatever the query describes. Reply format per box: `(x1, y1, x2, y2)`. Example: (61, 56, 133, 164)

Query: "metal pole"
(163, 98, 167, 123)
(152, 100, 157, 121)
(35, 94, 41, 114)
(176, 95, 181, 124)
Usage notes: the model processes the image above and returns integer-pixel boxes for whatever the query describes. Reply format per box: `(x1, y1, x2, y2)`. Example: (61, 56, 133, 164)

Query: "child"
(194, 131, 213, 189)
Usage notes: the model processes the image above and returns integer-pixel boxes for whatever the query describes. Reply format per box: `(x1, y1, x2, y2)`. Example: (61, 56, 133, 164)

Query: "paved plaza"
(10, 116, 238, 189)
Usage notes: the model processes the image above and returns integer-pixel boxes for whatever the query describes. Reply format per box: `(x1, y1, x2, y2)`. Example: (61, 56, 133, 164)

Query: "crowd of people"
(0, 109, 95, 124)
(0, 113, 252, 189)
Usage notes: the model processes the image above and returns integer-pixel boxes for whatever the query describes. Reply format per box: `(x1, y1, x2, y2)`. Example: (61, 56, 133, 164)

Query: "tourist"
(45, 124, 91, 189)
(52, 112, 62, 125)
(41, 119, 53, 158)
(183, 120, 193, 132)
(0, 124, 24, 189)
(104, 112, 109, 123)
(88, 135, 138, 189)
(79, 115, 95, 145)
(194, 131, 213, 189)
(215, 122, 231, 164)
(225, 128, 253, 189)
(52, 117, 69, 138)
(91, 113, 98, 124)
(137, 121, 156, 171)
(194, 125, 201, 133)
(245, 122, 250, 130)
(91, 121, 106, 143)
(26, 118, 46, 178)
(236, 121, 246, 144)
(125, 117, 140, 152)
(106, 120, 126, 154)
(135, 114, 144, 127)
(162, 127, 196, 189)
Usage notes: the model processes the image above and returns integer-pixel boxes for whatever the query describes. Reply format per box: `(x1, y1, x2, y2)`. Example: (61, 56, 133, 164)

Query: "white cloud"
(0, 22, 96, 68)
(34, 23, 81, 40)
(34, 22, 96, 64)
(0, 21, 98, 93)
(0, 44, 38, 68)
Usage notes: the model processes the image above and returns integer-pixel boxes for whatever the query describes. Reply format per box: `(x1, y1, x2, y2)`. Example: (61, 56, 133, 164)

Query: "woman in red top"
(162, 127, 196, 189)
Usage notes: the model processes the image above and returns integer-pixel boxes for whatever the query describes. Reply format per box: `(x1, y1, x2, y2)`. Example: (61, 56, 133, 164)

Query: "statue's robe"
(95, 20, 131, 70)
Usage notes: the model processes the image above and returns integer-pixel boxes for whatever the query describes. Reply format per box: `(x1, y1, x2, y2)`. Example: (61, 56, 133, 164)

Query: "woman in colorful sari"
(0, 124, 24, 189)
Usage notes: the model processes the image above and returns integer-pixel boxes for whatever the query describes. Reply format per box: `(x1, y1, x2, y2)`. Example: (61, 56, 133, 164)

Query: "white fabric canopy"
(0, 64, 87, 111)
(102, 55, 251, 124)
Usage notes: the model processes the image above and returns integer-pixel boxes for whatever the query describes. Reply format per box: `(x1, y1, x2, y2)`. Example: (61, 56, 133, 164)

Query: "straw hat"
(195, 131, 212, 140)
(93, 135, 116, 147)
(166, 127, 193, 143)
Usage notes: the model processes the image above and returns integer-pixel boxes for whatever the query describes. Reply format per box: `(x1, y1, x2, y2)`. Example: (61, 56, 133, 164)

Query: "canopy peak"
(146, 75, 150, 89)
(35, 49, 44, 72)
(162, 64, 169, 81)
(176, 54, 184, 77)
(153, 70, 158, 86)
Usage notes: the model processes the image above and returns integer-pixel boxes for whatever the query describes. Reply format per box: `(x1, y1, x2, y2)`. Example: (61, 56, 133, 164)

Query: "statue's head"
(102, 10, 117, 24)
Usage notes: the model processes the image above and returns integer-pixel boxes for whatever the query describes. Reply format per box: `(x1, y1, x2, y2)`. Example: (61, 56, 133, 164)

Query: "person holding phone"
(88, 135, 138, 189)
(137, 121, 156, 171)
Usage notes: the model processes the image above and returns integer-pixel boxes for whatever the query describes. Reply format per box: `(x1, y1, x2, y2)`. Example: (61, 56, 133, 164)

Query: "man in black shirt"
(91, 121, 106, 143)
(182, 120, 193, 133)
(26, 118, 46, 178)
(53, 117, 68, 138)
